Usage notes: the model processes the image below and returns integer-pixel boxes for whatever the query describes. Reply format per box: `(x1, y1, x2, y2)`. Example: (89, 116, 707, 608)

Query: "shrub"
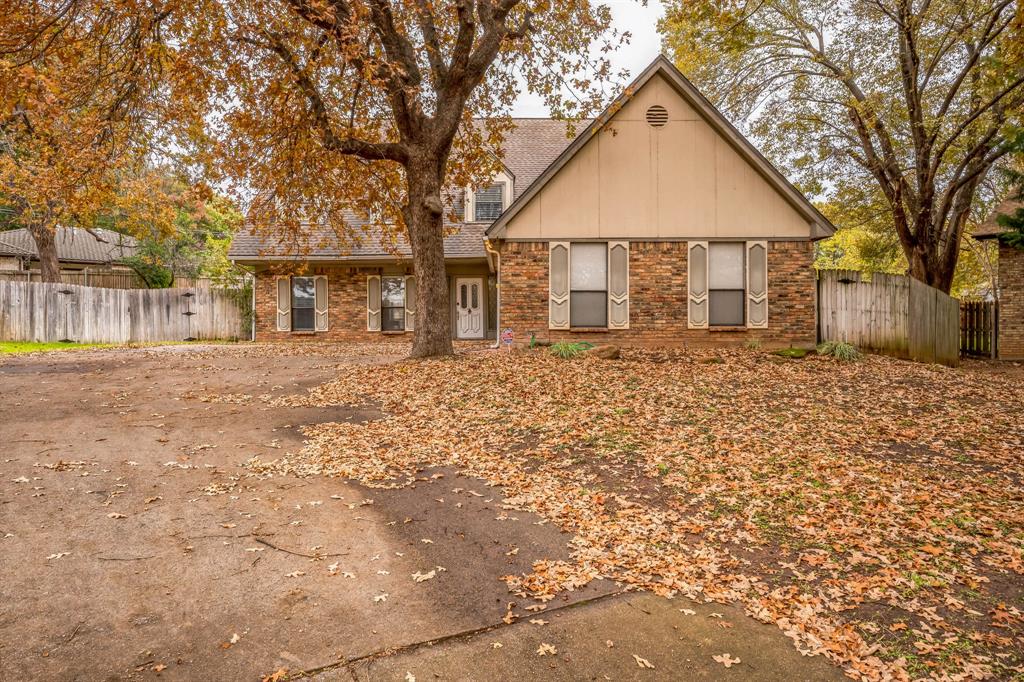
(744, 338, 763, 350)
(817, 341, 861, 361)
(549, 341, 592, 359)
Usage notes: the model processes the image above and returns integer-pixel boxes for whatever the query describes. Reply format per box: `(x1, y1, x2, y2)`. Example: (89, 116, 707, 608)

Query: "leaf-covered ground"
(237, 347, 1024, 681)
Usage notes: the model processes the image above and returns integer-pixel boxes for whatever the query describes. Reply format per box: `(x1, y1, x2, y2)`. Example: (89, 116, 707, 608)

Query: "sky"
(510, 0, 666, 117)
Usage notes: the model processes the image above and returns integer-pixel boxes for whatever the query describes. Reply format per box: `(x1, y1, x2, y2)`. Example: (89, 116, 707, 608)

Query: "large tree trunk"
(405, 155, 454, 358)
(27, 221, 61, 283)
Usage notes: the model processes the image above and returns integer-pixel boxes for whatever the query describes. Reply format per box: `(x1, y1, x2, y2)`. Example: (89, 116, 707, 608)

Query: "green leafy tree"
(996, 166, 1024, 249)
(661, 0, 1024, 293)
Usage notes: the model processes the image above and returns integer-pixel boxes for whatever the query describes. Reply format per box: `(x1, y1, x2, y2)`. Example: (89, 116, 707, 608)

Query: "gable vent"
(645, 105, 669, 127)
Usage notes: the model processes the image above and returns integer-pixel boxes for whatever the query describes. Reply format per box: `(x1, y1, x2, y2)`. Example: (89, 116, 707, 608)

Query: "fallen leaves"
(536, 643, 557, 656)
(632, 654, 655, 669)
(411, 570, 436, 583)
(712, 653, 741, 668)
(373, 593, 388, 603)
(236, 347, 1024, 680)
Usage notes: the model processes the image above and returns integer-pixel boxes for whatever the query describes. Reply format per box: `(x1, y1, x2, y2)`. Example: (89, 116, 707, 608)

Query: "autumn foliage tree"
(184, 0, 626, 357)
(0, 0, 197, 281)
(661, 0, 1024, 293)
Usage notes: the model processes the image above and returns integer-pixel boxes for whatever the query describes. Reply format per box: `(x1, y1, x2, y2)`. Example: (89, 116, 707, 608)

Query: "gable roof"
(974, 198, 1022, 239)
(485, 55, 836, 240)
(0, 226, 139, 264)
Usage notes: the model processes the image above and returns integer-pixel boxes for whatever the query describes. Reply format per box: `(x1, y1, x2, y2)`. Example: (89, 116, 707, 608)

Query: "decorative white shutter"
(276, 277, 291, 331)
(404, 275, 416, 331)
(687, 242, 708, 329)
(367, 275, 381, 331)
(549, 242, 570, 329)
(314, 275, 328, 331)
(746, 241, 768, 328)
(608, 241, 629, 329)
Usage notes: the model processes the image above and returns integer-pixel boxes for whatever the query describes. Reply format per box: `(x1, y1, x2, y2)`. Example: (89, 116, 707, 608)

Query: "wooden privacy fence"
(817, 269, 960, 366)
(0, 269, 219, 290)
(960, 300, 998, 358)
(0, 280, 246, 343)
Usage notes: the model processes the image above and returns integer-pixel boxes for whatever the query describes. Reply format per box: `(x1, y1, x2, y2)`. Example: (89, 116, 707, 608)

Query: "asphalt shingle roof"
(0, 227, 139, 264)
(974, 199, 1022, 239)
(228, 118, 583, 262)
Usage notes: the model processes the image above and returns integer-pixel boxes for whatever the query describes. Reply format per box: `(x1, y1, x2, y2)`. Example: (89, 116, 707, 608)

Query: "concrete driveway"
(0, 344, 842, 681)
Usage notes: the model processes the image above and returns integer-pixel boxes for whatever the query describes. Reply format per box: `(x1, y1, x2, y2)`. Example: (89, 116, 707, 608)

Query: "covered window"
(291, 276, 315, 331)
(381, 276, 405, 331)
(569, 242, 608, 328)
(708, 242, 745, 326)
(473, 183, 505, 221)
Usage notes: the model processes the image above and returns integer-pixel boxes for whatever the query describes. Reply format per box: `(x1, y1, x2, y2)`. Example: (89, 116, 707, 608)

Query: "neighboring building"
(0, 227, 139, 272)
(230, 56, 836, 346)
(974, 199, 1023, 360)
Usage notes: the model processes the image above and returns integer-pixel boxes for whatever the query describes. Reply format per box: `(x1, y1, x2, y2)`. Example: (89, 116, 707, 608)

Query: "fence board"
(0, 280, 245, 343)
(817, 270, 958, 366)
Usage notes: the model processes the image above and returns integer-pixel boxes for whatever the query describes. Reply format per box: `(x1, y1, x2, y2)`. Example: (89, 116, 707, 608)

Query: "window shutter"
(314, 275, 329, 331)
(404, 275, 416, 331)
(746, 241, 768, 328)
(687, 242, 708, 329)
(367, 275, 381, 331)
(549, 242, 570, 329)
(276, 277, 291, 331)
(608, 241, 629, 329)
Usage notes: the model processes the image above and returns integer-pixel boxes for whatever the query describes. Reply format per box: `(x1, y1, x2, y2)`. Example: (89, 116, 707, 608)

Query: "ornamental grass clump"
(816, 341, 861, 361)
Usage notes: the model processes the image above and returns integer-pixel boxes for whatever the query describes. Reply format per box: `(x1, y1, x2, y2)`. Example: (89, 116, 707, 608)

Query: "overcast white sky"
(510, 0, 666, 116)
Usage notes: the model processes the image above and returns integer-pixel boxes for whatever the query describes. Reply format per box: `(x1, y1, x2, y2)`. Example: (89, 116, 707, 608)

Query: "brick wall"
(497, 240, 817, 347)
(255, 265, 404, 342)
(999, 243, 1024, 360)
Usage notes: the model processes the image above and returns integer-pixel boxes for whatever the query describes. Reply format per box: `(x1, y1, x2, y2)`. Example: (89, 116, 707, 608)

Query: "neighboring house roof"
(486, 56, 836, 240)
(228, 118, 585, 262)
(0, 227, 139, 264)
(974, 199, 1023, 240)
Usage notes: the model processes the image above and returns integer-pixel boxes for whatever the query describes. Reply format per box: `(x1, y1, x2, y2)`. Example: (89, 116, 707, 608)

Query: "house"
(229, 56, 835, 346)
(973, 198, 1023, 360)
(0, 227, 139, 273)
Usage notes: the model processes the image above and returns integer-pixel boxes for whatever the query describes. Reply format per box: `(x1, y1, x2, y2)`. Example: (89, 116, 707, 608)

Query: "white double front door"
(455, 277, 484, 339)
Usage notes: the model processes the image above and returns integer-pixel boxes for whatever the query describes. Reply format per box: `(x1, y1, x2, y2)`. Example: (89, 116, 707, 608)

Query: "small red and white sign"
(501, 328, 514, 346)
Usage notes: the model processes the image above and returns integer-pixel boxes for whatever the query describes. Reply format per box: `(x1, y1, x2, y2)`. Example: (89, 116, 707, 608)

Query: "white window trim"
(466, 170, 514, 222)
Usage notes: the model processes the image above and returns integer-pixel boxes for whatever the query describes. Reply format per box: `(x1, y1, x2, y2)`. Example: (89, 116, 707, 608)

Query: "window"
(381, 276, 405, 331)
(570, 242, 608, 328)
(708, 242, 745, 326)
(473, 183, 505, 221)
(291, 277, 315, 331)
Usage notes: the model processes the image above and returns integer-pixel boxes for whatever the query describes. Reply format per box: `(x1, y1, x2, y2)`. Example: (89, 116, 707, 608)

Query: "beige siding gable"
(502, 73, 815, 241)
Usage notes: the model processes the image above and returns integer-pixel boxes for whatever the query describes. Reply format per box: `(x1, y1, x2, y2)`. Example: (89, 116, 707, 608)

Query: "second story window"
(473, 183, 505, 221)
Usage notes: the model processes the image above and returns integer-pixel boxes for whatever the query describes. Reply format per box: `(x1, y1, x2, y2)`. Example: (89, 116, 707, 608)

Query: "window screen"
(473, 184, 504, 221)
(291, 277, 315, 331)
(381, 276, 405, 331)
(570, 242, 607, 328)
(708, 242, 745, 326)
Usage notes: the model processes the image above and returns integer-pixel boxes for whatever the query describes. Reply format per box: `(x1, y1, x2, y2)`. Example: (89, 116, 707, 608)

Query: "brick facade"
(255, 265, 391, 342)
(497, 240, 817, 347)
(254, 263, 494, 342)
(998, 243, 1024, 360)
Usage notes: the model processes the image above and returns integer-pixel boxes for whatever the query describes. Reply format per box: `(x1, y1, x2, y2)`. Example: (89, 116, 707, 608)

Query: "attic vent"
(645, 105, 669, 127)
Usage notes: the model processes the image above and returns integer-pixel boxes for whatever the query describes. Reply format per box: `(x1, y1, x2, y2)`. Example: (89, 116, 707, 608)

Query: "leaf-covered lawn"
(240, 347, 1023, 681)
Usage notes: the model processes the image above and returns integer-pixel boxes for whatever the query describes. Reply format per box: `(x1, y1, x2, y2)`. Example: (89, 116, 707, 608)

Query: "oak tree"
(661, 0, 1024, 293)
(0, 0, 197, 281)
(186, 0, 625, 357)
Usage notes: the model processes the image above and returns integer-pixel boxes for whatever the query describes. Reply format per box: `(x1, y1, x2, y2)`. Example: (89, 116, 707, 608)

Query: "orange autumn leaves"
(227, 346, 1024, 680)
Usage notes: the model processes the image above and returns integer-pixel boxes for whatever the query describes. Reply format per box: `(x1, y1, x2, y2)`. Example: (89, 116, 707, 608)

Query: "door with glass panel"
(455, 277, 484, 338)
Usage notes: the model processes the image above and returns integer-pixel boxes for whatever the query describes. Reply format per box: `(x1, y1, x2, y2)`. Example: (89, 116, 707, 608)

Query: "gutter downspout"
(484, 238, 501, 349)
